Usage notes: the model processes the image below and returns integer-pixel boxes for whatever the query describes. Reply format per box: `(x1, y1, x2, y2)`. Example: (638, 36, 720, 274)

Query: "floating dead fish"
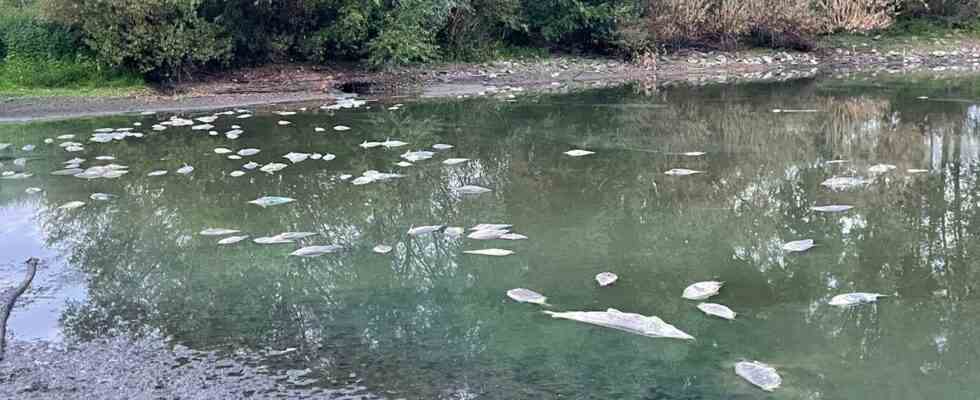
(396, 161, 413, 167)
(22, 144, 35, 152)
(58, 201, 86, 210)
(200, 228, 241, 236)
(248, 196, 295, 207)
(868, 164, 897, 174)
(147, 170, 168, 177)
(432, 144, 454, 150)
(783, 239, 814, 252)
(218, 235, 250, 245)
(471, 224, 512, 231)
(352, 176, 373, 185)
(237, 114, 252, 119)
(65, 157, 85, 164)
(227, 155, 243, 160)
(697, 303, 736, 320)
(908, 169, 929, 174)
(196, 116, 218, 123)
(360, 141, 383, 149)
(1, 173, 33, 180)
(314, 127, 325, 132)
(544, 308, 694, 340)
(681, 151, 706, 156)
(443, 158, 470, 165)
(52, 168, 85, 176)
(0, 143, 10, 151)
(230, 171, 245, 177)
(772, 108, 819, 113)
(89, 193, 116, 201)
(452, 185, 492, 195)
(283, 152, 310, 163)
(278, 120, 292, 126)
(243, 162, 259, 170)
(238, 148, 261, 157)
(468, 230, 509, 240)
(444, 227, 464, 237)
(275, 111, 297, 116)
(811, 205, 854, 213)
(322, 153, 336, 161)
(382, 140, 408, 148)
(506, 288, 548, 305)
(191, 124, 214, 131)
(260, 163, 288, 174)
(254, 236, 295, 245)
(277, 232, 317, 240)
(25, 187, 42, 194)
(564, 149, 595, 157)
(828, 292, 887, 307)
(734, 361, 781, 392)
(665, 168, 704, 176)
(95, 156, 116, 161)
(408, 225, 445, 236)
(338, 174, 353, 181)
(401, 151, 435, 162)
(595, 272, 618, 286)
(821, 176, 866, 190)
(176, 165, 194, 175)
(682, 281, 723, 300)
(333, 125, 351, 131)
(310, 153, 323, 160)
(214, 148, 233, 154)
(499, 233, 528, 240)
(463, 248, 514, 256)
(291, 245, 343, 257)
(373, 245, 393, 254)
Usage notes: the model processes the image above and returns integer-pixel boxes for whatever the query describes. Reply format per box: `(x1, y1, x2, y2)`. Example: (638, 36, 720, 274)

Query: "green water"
(4, 77, 980, 399)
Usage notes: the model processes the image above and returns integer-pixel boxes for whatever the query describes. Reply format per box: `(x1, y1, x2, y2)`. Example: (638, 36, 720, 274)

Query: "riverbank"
(3, 34, 980, 121)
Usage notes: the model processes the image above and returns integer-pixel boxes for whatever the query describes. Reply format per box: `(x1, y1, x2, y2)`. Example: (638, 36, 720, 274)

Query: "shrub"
(42, 0, 232, 81)
(0, 7, 78, 60)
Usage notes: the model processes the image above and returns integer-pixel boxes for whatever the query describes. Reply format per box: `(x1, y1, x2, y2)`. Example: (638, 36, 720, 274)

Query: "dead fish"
(254, 236, 295, 245)
(278, 120, 292, 126)
(218, 235, 250, 245)
(506, 288, 548, 305)
(821, 176, 866, 190)
(290, 245, 343, 257)
(22, 144, 35, 152)
(283, 152, 310, 164)
(237, 148, 261, 157)
(214, 148, 233, 154)
(408, 225, 445, 236)
(452, 185, 492, 195)
(25, 187, 42, 194)
(544, 308, 694, 340)
(147, 170, 168, 177)
(444, 227, 465, 237)
(274, 111, 297, 116)
(564, 149, 595, 157)
(396, 161, 413, 167)
(697, 303, 736, 320)
(373, 244, 393, 254)
(499, 233, 528, 240)
(277, 232, 317, 240)
(681, 151, 706, 156)
(682, 281, 723, 300)
(243, 162, 260, 170)
(58, 201, 86, 210)
(1, 172, 33, 180)
(811, 205, 854, 213)
(381, 140, 408, 148)
(401, 151, 435, 162)
(360, 141, 383, 149)
(200, 228, 241, 236)
(463, 248, 514, 256)
(322, 153, 336, 161)
(192, 124, 214, 131)
(95, 156, 116, 161)
(333, 125, 351, 131)
(471, 224, 512, 231)
(314, 127, 325, 132)
(176, 165, 194, 175)
(908, 169, 929, 174)
(868, 163, 897, 174)
(665, 168, 704, 176)
(310, 153, 323, 160)
(595, 272, 618, 287)
(0, 143, 10, 151)
(828, 292, 887, 307)
(734, 361, 781, 392)
(783, 239, 814, 252)
(772, 108, 819, 113)
(52, 168, 85, 176)
(468, 230, 509, 240)
(260, 163, 288, 174)
(230, 171, 246, 177)
(443, 158, 470, 165)
(432, 144, 454, 150)
(248, 196, 295, 207)
(89, 193, 116, 201)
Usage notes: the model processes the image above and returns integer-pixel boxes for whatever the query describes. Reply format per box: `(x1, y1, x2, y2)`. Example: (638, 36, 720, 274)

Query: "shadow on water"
(4, 75, 980, 398)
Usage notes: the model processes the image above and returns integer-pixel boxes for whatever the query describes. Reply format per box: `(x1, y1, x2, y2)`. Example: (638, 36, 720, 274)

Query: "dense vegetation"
(1, 0, 979, 87)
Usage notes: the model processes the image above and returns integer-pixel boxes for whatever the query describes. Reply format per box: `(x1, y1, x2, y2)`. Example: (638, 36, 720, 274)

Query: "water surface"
(3, 76, 980, 399)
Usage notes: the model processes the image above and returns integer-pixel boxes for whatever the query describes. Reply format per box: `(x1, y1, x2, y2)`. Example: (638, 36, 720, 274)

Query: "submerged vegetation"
(0, 0, 979, 89)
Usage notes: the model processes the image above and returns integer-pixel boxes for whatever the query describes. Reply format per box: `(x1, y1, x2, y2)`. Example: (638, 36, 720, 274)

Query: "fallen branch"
(0, 258, 38, 361)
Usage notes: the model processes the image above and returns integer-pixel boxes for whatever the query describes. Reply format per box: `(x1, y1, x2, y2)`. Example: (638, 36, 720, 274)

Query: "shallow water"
(3, 76, 980, 399)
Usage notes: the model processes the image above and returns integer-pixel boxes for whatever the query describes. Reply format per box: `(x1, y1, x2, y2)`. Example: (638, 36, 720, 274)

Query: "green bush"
(0, 7, 78, 60)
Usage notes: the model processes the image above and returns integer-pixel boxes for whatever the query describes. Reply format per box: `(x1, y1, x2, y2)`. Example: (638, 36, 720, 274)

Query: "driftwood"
(0, 258, 38, 361)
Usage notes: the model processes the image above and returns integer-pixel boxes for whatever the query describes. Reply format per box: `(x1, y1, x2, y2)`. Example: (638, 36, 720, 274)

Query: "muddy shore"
(4, 39, 980, 122)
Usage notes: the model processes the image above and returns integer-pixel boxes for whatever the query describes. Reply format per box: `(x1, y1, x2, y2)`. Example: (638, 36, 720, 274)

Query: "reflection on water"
(3, 77, 980, 398)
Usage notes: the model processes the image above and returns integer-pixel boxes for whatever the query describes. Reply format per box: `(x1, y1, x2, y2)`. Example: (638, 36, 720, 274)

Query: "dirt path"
(4, 39, 980, 122)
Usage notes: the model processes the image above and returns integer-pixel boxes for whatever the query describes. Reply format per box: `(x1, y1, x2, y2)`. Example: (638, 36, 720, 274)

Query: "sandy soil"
(4, 40, 980, 122)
